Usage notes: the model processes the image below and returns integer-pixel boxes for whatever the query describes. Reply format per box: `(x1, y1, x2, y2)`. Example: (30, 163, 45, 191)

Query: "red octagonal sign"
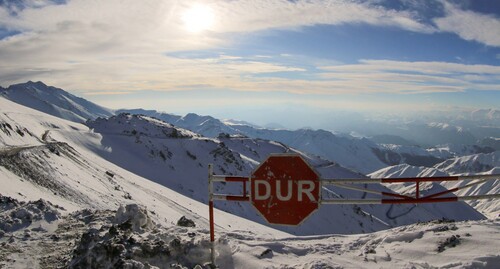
(250, 154, 321, 225)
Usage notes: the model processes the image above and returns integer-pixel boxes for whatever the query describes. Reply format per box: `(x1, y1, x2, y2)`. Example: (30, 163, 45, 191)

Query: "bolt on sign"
(251, 154, 321, 225)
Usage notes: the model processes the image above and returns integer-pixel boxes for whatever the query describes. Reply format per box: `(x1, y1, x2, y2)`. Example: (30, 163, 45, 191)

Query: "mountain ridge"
(0, 81, 113, 123)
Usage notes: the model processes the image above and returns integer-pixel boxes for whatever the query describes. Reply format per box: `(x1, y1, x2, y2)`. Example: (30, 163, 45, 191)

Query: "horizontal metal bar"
(211, 175, 249, 182)
(322, 174, 499, 184)
(225, 176, 249, 183)
(212, 194, 250, 201)
(458, 194, 500, 201)
(381, 194, 500, 204)
(423, 178, 491, 200)
(322, 179, 382, 184)
(382, 176, 459, 183)
(226, 195, 250, 201)
(328, 182, 382, 195)
(382, 197, 458, 204)
(459, 174, 500, 181)
(381, 191, 415, 199)
(422, 187, 459, 199)
(321, 199, 382, 205)
(321, 194, 499, 205)
(329, 182, 414, 199)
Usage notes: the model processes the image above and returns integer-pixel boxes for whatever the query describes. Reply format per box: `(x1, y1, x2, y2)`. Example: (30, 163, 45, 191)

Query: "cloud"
(0, 0, 498, 96)
(320, 60, 500, 75)
(211, 0, 434, 33)
(434, 1, 500, 47)
(317, 59, 500, 94)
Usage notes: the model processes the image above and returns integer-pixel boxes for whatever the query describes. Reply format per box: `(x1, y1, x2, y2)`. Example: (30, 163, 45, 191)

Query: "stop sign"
(250, 154, 321, 225)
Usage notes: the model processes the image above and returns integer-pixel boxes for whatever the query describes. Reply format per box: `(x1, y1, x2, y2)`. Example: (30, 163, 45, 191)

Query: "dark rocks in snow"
(259, 248, 273, 259)
(437, 235, 461, 252)
(431, 224, 458, 233)
(69, 206, 214, 269)
(0, 195, 61, 234)
(177, 216, 196, 228)
(186, 150, 197, 160)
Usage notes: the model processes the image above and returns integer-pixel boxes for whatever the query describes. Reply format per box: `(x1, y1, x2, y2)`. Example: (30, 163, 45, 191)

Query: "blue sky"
(0, 0, 499, 128)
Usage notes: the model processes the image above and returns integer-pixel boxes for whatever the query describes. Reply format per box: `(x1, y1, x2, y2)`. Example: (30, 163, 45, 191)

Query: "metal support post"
(208, 164, 216, 267)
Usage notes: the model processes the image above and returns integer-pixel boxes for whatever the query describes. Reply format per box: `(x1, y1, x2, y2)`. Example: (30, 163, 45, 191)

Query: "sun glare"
(181, 4, 215, 33)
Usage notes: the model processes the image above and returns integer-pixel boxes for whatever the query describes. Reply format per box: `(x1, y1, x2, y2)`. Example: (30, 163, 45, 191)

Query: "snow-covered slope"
(0, 81, 113, 123)
(2, 194, 498, 268)
(368, 164, 447, 179)
(118, 109, 393, 174)
(369, 152, 500, 219)
(1, 97, 498, 268)
(238, 127, 390, 174)
(117, 109, 242, 138)
(82, 113, 488, 235)
(83, 114, 391, 235)
(1, 97, 485, 236)
(120, 109, 485, 175)
(427, 143, 496, 159)
(227, 219, 500, 269)
(434, 151, 499, 175)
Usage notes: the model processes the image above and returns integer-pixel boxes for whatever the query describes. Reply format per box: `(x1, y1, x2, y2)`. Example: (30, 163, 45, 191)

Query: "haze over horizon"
(1, 0, 499, 129)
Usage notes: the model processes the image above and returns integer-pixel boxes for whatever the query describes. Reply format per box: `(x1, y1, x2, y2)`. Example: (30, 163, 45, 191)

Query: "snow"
(369, 156, 500, 219)
(118, 110, 391, 174)
(0, 96, 285, 238)
(224, 219, 500, 269)
(2, 194, 499, 268)
(0, 96, 490, 237)
(115, 204, 154, 233)
(1, 90, 499, 268)
(0, 81, 113, 123)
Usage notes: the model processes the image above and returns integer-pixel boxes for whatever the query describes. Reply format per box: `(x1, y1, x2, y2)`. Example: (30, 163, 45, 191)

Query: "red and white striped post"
(208, 165, 249, 267)
(207, 164, 215, 266)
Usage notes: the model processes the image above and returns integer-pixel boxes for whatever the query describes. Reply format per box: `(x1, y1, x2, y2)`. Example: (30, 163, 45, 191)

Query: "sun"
(181, 4, 215, 33)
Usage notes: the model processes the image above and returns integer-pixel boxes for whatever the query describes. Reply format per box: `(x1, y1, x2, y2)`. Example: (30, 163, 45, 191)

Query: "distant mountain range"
(2, 96, 487, 236)
(369, 151, 499, 218)
(1, 81, 498, 222)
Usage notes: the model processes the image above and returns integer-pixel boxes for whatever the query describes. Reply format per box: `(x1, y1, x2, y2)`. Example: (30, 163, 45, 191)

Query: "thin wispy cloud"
(434, 1, 500, 47)
(211, 0, 434, 33)
(0, 0, 498, 114)
(318, 60, 500, 93)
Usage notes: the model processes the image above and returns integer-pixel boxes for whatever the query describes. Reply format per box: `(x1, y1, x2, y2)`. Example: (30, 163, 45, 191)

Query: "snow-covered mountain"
(351, 120, 483, 147)
(1, 92, 499, 267)
(369, 152, 499, 218)
(434, 151, 499, 175)
(117, 109, 497, 176)
(85, 113, 488, 235)
(0, 81, 113, 123)
(2, 195, 498, 268)
(0, 96, 272, 232)
(394, 122, 478, 147)
(479, 137, 500, 151)
(3, 81, 489, 176)
(119, 109, 412, 174)
(116, 109, 241, 138)
(375, 143, 496, 168)
(1, 96, 486, 236)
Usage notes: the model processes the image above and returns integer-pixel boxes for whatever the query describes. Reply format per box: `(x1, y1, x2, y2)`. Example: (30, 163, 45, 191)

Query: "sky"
(0, 0, 499, 129)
